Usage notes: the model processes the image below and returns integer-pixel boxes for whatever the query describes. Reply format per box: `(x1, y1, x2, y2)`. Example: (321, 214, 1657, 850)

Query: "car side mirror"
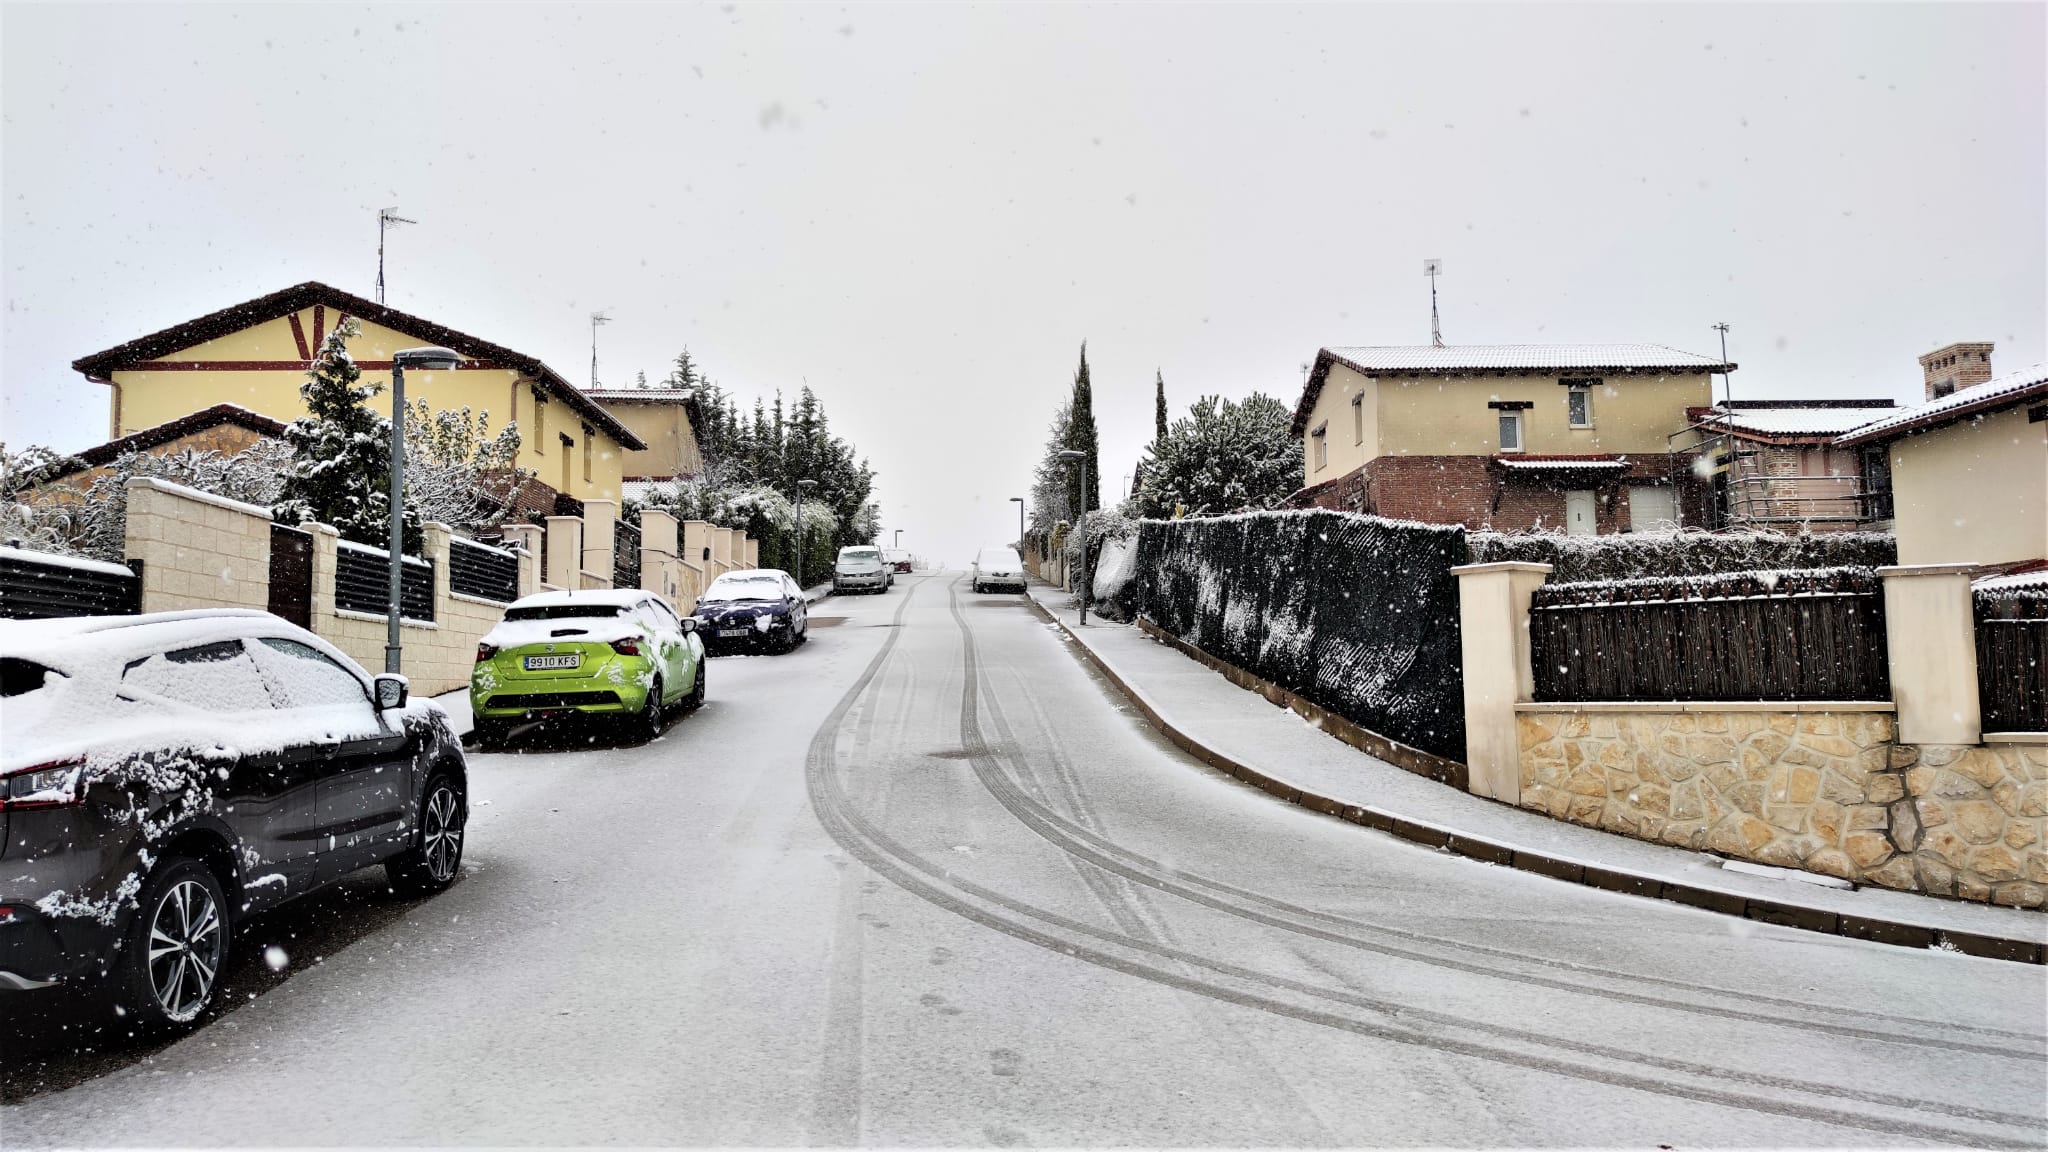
(680, 617, 698, 634)
(373, 674, 409, 711)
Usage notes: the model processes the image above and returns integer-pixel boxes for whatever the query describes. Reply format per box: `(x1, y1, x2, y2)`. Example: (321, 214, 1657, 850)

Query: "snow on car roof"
(506, 588, 653, 609)
(710, 568, 790, 581)
(0, 609, 363, 682)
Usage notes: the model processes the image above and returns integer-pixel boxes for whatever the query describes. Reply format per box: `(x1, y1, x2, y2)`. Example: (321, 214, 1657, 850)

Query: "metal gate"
(268, 524, 314, 627)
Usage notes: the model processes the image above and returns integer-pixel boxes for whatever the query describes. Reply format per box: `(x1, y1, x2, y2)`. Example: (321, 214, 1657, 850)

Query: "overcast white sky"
(4, 2, 2041, 564)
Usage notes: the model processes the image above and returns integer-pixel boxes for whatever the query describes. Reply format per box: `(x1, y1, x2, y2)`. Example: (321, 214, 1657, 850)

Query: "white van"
(970, 546, 1026, 593)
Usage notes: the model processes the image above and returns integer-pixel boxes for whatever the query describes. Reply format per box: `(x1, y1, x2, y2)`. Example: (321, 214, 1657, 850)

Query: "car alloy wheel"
(686, 661, 707, 708)
(637, 675, 665, 742)
(146, 871, 224, 1025)
(388, 773, 466, 897)
(421, 783, 464, 884)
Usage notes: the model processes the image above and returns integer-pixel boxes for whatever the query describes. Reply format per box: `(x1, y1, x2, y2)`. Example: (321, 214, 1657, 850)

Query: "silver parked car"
(833, 546, 891, 594)
(971, 546, 1027, 593)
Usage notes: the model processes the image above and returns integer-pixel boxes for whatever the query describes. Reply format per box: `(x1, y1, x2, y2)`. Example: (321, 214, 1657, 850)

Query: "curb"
(1024, 591, 2046, 965)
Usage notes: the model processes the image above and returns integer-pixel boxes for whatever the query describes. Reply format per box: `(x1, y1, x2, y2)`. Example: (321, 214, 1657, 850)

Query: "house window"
(1311, 423, 1328, 472)
(1567, 387, 1593, 428)
(1498, 413, 1524, 453)
(1351, 394, 1364, 444)
(533, 392, 549, 451)
(582, 425, 594, 482)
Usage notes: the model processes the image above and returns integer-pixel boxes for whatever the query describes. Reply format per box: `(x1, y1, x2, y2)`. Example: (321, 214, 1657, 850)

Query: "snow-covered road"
(5, 572, 2045, 1146)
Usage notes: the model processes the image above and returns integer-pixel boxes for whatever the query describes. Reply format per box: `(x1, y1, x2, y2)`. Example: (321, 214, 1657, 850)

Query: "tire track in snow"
(798, 577, 2045, 1149)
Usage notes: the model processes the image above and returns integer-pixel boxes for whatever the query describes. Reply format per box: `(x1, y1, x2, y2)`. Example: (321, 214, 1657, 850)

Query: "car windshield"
(700, 576, 784, 602)
(503, 604, 629, 621)
(839, 549, 881, 563)
(978, 550, 1021, 567)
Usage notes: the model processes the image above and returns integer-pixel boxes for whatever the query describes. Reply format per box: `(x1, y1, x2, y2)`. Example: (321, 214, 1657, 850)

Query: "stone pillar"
(422, 522, 453, 620)
(713, 527, 735, 572)
(683, 520, 714, 571)
(306, 522, 341, 630)
(498, 523, 543, 597)
(1451, 561, 1554, 803)
(1879, 563, 1982, 745)
(639, 509, 680, 604)
(582, 499, 618, 584)
(544, 515, 582, 589)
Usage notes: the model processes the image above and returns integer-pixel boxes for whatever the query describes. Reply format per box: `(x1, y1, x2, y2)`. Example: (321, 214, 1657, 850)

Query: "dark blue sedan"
(693, 569, 809, 655)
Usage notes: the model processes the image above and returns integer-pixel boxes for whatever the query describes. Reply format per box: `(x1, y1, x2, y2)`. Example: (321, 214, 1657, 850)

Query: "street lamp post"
(386, 346, 462, 673)
(1057, 450, 1090, 626)
(794, 479, 817, 586)
(1008, 496, 1024, 556)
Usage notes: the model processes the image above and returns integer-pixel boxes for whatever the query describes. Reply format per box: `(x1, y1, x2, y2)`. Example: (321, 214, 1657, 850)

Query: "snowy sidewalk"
(1026, 584, 2048, 962)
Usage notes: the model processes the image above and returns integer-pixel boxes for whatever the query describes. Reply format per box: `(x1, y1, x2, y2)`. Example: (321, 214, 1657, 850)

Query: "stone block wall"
(1517, 706, 2046, 908)
(123, 477, 271, 612)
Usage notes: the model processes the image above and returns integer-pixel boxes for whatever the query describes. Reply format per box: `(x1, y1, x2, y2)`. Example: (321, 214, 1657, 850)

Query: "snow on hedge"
(1468, 527, 1895, 584)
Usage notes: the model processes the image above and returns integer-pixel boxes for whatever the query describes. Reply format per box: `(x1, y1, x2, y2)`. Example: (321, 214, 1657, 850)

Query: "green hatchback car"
(470, 590, 706, 747)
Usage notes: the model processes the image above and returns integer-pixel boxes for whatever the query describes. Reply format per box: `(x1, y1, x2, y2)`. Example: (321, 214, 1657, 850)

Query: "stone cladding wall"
(1517, 707, 2046, 908)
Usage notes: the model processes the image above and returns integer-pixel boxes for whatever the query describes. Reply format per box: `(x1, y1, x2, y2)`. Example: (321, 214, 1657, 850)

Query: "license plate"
(717, 628, 748, 638)
(523, 654, 580, 670)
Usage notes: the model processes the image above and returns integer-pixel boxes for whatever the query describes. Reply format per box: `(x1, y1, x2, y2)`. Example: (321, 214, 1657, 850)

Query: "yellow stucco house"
(70, 281, 646, 509)
(582, 387, 707, 504)
(1836, 357, 2048, 567)
(1287, 344, 1732, 534)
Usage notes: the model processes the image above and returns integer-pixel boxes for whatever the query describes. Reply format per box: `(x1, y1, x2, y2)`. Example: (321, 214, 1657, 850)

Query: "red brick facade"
(1296, 454, 1691, 534)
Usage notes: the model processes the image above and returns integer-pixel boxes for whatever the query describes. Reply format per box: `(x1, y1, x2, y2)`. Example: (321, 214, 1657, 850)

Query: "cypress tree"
(1064, 342, 1101, 515)
(1154, 369, 1168, 449)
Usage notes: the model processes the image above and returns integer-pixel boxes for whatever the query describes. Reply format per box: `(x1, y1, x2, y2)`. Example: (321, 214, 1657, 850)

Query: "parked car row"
(1, 610, 466, 1034)
(0, 553, 938, 1036)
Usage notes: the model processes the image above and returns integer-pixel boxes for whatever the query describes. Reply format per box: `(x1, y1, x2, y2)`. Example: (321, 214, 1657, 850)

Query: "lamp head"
(393, 346, 461, 371)
(1058, 450, 1085, 464)
(797, 479, 818, 491)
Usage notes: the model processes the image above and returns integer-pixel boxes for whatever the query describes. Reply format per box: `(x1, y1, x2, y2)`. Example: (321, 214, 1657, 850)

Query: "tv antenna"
(1425, 259, 1444, 347)
(590, 310, 612, 388)
(1712, 322, 1732, 405)
(376, 208, 416, 305)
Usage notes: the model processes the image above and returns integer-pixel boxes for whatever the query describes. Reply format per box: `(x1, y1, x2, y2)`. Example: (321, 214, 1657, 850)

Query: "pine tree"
(1064, 342, 1101, 515)
(1134, 392, 1298, 519)
(273, 317, 421, 550)
(666, 348, 700, 391)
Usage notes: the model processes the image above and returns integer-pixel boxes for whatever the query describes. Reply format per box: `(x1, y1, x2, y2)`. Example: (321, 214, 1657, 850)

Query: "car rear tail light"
(611, 638, 642, 657)
(476, 643, 498, 662)
(2, 757, 86, 810)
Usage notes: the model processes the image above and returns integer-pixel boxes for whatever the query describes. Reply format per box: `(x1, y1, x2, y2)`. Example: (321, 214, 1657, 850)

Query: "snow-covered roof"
(1293, 343, 1734, 435)
(1326, 344, 1733, 374)
(1695, 405, 1903, 439)
(1974, 566, 2048, 593)
(1836, 362, 2048, 446)
(583, 388, 691, 402)
(1492, 455, 1629, 471)
(709, 568, 790, 582)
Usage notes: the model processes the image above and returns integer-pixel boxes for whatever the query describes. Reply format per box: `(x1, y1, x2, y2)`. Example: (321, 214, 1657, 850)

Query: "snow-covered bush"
(1, 443, 87, 554)
(1467, 528, 1895, 585)
(1059, 506, 1139, 618)
(5, 441, 293, 562)
(401, 399, 535, 533)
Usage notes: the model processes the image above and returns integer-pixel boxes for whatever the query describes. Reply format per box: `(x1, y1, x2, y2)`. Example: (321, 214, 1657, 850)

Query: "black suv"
(0, 610, 468, 1033)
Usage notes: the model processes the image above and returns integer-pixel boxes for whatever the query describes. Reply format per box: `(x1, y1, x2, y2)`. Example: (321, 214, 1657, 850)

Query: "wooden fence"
(1531, 568, 1889, 702)
(334, 541, 435, 620)
(1976, 584, 2048, 732)
(448, 535, 518, 603)
(0, 546, 141, 619)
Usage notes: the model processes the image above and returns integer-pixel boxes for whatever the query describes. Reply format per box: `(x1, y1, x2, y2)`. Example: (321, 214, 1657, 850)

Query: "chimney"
(1918, 342, 1993, 401)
